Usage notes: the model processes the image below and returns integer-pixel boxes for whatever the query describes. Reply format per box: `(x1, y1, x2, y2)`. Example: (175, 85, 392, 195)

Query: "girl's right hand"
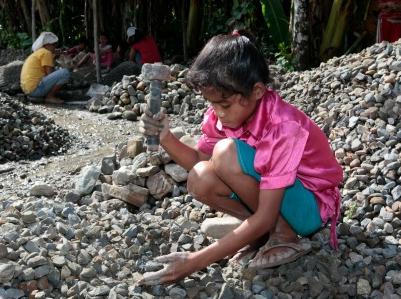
(139, 108, 170, 142)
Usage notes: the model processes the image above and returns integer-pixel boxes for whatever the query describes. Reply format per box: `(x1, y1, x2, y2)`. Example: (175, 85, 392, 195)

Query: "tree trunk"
(36, 0, 50, 27)
(97, 0, 104, 34)
(181, 0, 188, 61)
(19, 0, 32, 35)
(290, 0, 309, 69)
(32, 0, 36, 41)
(93, 0, 101, 83)
(186, 0, 202, 56)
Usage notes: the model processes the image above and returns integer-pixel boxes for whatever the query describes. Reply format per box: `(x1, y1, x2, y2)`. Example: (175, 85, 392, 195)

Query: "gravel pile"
(0, 93, 72, 163)
(87, 64, 206, 125)
(0, 49, 28, 66)
(1, 40, 401, 298)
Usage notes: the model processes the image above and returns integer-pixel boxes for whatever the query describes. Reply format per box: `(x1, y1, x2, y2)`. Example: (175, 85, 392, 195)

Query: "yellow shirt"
(20, 47, 54, 94)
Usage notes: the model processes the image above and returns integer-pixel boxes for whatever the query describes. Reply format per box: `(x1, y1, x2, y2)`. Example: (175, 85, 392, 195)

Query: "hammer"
(141, 63, 171, 152)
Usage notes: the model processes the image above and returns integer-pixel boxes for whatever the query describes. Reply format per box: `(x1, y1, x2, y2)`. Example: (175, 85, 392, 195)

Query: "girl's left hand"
(138, 252, 199, 285)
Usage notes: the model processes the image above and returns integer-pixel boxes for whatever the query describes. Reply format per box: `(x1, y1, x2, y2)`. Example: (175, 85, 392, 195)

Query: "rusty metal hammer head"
(141, 63, 171, 82)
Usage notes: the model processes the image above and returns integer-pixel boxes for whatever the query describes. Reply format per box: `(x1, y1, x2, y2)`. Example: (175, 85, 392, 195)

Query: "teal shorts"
(230, 139, 322, 236)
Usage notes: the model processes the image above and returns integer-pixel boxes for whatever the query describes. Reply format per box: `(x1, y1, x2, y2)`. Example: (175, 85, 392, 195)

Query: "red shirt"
(131, 36, 161, 64)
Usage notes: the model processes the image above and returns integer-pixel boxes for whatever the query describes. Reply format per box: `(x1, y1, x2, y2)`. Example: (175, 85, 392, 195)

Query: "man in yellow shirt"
(20, 32, 70, 104)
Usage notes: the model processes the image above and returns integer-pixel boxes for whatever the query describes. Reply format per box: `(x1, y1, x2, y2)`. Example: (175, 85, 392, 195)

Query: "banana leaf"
(260, 0, 289, 45)
(319, 0, 352, 61)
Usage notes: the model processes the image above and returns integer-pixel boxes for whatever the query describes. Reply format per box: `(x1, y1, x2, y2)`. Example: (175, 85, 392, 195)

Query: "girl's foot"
(228, 245, 257, 266)
(228, 232, 269, 266)
(248, 237, 311, 269)
(44, 97, 64, 104)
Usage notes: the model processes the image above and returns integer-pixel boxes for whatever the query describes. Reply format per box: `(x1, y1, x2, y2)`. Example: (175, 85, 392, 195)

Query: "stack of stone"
(66, 131, 196, 211)
(87, 64, 207, 125)
(277, 40, 401, 246)
(0, 93, 72, 163)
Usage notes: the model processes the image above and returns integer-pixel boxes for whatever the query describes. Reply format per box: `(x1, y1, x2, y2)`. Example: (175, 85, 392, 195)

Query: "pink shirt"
(197, 89, 343, 248)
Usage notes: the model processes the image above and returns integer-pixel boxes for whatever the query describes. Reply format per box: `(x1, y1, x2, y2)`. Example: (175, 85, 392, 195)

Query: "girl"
(138, 31, 343, 285)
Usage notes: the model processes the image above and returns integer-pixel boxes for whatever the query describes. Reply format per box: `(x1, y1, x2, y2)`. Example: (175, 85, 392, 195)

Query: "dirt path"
(0, 103, 139, 197)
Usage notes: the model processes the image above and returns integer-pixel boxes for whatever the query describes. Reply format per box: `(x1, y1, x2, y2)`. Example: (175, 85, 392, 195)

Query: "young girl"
(138, 31, 343, 285)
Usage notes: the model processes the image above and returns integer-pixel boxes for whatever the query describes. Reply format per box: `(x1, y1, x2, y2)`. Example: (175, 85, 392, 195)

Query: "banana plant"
(260, 0, 289, 45)
(319, 0, 352, 61)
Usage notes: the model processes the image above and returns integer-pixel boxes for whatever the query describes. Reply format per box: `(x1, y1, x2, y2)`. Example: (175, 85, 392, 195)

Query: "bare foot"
(44, 97, 64, 104)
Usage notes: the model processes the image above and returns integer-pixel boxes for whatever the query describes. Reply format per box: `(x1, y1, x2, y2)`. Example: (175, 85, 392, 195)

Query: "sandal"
(248, 238, 311, 269)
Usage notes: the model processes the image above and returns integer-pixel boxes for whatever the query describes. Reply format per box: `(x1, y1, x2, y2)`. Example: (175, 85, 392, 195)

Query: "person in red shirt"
(126, 27, 161, 65)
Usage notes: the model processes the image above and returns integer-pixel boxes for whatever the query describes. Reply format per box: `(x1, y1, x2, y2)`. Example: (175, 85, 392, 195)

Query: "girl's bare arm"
(161, 130, 211, 171)
(139, 188, 284, 285)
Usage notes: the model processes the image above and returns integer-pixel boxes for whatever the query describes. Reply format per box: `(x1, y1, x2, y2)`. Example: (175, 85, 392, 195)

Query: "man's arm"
(128, 47, 136, 62)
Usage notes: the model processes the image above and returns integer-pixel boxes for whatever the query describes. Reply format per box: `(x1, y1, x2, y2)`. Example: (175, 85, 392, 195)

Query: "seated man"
(20, 32, 70, 104)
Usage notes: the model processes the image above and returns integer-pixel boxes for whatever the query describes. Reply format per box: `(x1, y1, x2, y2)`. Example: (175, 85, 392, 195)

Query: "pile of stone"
(0, 93, 72, 163)
(67, 133, 195, 209)
(87, 64, 207, 125)
(0, 49, 28, 66)
(278, 40, 401, 245)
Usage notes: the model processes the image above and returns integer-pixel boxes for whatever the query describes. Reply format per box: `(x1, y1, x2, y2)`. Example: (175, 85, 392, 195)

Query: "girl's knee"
(187, 161, 214, 198)
(212, 138, 239, 175)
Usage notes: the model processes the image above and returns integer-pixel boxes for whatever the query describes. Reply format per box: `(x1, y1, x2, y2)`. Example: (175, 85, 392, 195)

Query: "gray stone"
(201, 216, 242, 239)
(30, 182, 55, 197)
(75, 165, 101, 195)
(164, 163, 188, 182)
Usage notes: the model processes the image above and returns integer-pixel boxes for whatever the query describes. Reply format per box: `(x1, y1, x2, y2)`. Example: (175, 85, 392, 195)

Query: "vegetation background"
(0, 0, 387, 70)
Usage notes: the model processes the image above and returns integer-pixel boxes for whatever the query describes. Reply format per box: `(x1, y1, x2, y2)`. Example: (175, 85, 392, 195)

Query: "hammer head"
(141, 63, 171, 81)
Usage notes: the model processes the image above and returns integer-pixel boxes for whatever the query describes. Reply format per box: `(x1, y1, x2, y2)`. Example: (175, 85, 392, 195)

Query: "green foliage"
(274, 42, 295, 72)
(0, 27, 31, 49)
(344, 202, 357, 220)
(260, 0, 289, 46)
(227, 1, 258, 30)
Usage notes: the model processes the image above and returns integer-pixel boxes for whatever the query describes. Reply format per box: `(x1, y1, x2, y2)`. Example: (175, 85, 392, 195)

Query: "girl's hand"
(139, 108, 170, 142)
(138, 252, 199, 285)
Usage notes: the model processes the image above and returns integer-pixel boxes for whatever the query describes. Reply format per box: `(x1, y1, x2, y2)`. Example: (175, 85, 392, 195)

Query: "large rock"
(0, 60, 23, 93)
(201, 215, 243, 239)
(101, 183, 148, 207)
(75, 165, 101, 195)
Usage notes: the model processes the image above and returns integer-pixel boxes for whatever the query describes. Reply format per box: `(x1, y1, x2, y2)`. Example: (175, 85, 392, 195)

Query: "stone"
(101, 183, 148, 207)
(201, 215, 243, 239)
(146, 170, 174, 199)
(74, 165, 101, 195)
(165, 163, 188, 182)
(127, 137, 145, 158)
(30, 182, 55, 197)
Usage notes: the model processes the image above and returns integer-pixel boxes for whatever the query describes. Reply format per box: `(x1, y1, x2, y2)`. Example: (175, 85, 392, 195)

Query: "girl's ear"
(252, 82, 266, 100)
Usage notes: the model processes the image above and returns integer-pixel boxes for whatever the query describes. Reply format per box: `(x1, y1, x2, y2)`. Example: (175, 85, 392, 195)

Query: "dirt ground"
(0, 103, 139, 197)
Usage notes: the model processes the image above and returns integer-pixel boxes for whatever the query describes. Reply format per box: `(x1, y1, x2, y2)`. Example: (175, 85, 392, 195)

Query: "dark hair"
(186, 32, 269, 97)
(128, 28, 146, 44)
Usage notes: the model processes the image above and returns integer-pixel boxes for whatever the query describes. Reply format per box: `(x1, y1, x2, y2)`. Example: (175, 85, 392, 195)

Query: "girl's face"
(99, 35, 108, 45)
(201, 85, 263, 129)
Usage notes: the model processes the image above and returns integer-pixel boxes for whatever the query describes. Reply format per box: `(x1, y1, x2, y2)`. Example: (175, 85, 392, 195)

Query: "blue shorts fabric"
(29, 68, 70, 97)
(230, 138, 322, 236)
